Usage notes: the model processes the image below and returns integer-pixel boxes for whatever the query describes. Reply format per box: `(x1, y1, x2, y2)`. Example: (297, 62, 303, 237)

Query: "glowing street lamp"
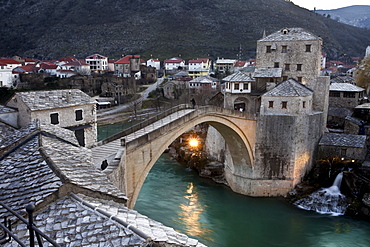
(189, 138, 199, 148)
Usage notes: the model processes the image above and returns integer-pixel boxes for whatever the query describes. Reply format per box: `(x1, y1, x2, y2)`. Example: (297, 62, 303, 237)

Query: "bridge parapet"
(125, 105, 257, 152)
(97, 104, 192, 145)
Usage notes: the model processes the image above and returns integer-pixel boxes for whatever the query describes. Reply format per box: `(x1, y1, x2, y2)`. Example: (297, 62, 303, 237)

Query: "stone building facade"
(329, 83, 365, 109)
(218, 27, 330, 196)
(5, 89, 97, 148)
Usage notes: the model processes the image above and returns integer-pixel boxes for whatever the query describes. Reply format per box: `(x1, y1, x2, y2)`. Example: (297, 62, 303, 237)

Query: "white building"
(0, 58, 22, 87)
(86, 54, 108, 73)
(188, 58, 211, 78)
(147, 58, 161, 71)
(164, 57, 185, 71)
(366, 46, 370, 57)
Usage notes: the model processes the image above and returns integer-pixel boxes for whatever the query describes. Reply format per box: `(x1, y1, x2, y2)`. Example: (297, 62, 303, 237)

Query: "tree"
(355, 56, 370, 94)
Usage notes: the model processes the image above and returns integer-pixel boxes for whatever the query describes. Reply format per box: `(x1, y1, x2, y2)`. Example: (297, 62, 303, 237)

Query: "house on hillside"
(0, 58, 22, 87)
(188, 58, 211, 78)
(215, 58, 236, 74)
(114, 55, 141, 78)
(4, 89, 97, 148)
(147, 58, 161, 71)
(60, 60, 91, 76)
(164, 57, 185, 75)
(86, 54, 108, 73)
(188, 75, 220, 93)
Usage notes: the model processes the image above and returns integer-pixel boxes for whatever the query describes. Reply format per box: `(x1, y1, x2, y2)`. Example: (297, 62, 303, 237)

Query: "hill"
(316, 5, 370, 30)
(0, 0, 370, 60)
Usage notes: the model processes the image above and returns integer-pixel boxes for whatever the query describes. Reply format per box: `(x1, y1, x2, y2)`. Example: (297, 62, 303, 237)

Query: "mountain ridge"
(0, 0, 369, 60)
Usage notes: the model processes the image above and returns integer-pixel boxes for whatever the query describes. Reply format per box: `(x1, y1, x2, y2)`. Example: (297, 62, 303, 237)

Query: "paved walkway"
(91, 108, 195, 170)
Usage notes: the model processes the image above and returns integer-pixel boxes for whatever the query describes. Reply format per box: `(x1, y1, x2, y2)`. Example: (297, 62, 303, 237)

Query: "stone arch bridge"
(93, 105, 267, 208)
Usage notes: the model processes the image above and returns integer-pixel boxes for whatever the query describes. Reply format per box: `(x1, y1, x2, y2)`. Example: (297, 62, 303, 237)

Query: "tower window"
(281, 46, 287, 53)
(274, 62, 279, 68)
(269, 101, 274, 108)
(297, 64, 302, 71)
(303, 101, 306, 108)
(282, 101, 287, 109)
(297, 77, 302, 82)
(266, 46, 272, 53)
(306, 44, 311, 52)
(285, 64, 290, 71)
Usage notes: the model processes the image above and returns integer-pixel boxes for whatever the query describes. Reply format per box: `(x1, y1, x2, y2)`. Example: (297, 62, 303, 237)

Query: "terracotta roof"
(86, 54, 108, 59)
(0, 58, 21, 64)
(235, 61, 246, 67)
(115, 55, 141, 64)
(58, 56, 76, 62)
(188, 58, 209, 63)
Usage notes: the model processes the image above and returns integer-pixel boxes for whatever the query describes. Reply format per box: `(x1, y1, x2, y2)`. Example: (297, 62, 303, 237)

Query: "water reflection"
(177, 182, 214, 241)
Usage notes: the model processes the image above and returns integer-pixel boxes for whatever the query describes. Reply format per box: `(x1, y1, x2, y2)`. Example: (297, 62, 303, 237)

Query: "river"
(134, 154, 370, 247)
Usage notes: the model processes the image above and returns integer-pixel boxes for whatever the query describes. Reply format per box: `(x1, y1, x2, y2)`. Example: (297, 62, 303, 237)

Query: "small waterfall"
(295, 172, 347, 216)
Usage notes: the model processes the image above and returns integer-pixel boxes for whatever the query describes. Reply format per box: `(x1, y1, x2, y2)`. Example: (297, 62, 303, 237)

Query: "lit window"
(282, 101, 287, 109)
(50, 113, 59, 125)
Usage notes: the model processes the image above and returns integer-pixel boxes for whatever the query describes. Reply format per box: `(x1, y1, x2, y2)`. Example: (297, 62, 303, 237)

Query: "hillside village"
(1, 27, 370, 245)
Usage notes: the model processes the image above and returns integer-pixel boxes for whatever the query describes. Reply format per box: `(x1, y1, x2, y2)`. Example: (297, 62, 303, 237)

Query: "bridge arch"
(123, 111, 256, 208)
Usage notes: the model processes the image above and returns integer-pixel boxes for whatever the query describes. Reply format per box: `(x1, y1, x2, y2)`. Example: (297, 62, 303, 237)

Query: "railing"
(0, 202, 60, 247)
(98, 104, 192, 145)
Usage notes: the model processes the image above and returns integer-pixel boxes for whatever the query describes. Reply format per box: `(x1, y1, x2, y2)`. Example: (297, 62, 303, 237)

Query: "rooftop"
(263, 78, 313, 97)
(222, 71, 255, 82)
(329, 83, 365, 92)
(10, 89, 96, 111)
(259, 27, 321, 42)
(319, 132, 366, 148)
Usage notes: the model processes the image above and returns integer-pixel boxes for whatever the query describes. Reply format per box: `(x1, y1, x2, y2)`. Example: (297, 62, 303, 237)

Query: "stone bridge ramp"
(91, 107, 196, 170)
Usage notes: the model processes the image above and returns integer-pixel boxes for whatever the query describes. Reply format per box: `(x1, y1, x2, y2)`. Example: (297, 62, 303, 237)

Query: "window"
(284, 64, 290, 71)
(274, 62, 279, 68)
(343, 92, 356, 98)
(283, 76, 288, 81)
(341, 148, 347, 157)
(281, 46, 287, 53)
(243, 83, 249, 90)
(75, 109, 83, 121)
(50, 113, 59, 125)
(266, 46, 271, 53)
(269, 101, 274, 108)
(306, 44, 311, 52)
(297, 64, 302, 71)
(329, 91, 340, 97)
(302, 101, 306, 108)
(234, 83, 239, 90)
(282, 101, 287, 109)
(297, 77, 302, 82)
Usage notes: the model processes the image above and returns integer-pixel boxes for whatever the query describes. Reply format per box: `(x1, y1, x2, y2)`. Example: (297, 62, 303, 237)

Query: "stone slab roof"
(345, 116, 363, 126)
(259, 27, 320, 42)
(12, 89, 96, 111)
(263, 78, 313, 97)
(0, 105, 17, 113)
(330, 83, 365, 92)
(253, 68, 282, 78)
(0, 121, 206, 246)
(319, 133, 366, 148)
(222, 71, 255, 82)
(190, 75, 219, 83)
(330, 76, 355, 84)
(328, 107, 353, 117)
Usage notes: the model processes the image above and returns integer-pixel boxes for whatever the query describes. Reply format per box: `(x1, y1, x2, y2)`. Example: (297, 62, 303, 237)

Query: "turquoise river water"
(134, 154, 370, 247)
(98, 122, 370, 247)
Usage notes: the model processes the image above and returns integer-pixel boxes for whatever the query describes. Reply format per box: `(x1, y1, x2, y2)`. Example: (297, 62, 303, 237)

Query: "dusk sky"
(292, 0, 370, 10)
